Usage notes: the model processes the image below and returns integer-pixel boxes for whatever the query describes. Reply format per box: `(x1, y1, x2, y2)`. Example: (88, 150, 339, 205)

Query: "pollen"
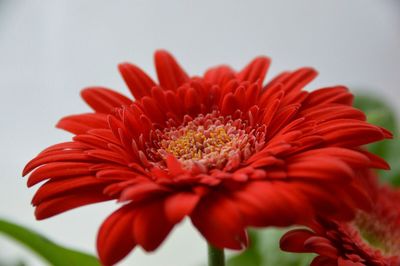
(150, 111, 266, 170)
(165, 127, 232, 160)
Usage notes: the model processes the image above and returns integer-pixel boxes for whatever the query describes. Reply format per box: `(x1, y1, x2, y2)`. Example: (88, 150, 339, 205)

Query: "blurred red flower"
(24, 51, 391, 265)
(280, 177, 400, 266)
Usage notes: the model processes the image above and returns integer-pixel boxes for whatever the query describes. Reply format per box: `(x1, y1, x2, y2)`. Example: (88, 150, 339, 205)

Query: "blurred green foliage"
(0, 260, 26, 266)
(0, 219, 100, 266)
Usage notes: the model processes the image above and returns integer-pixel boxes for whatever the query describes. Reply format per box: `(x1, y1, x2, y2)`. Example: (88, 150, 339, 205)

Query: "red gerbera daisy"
(280, 176, 400, 266)
(23, 50, 391, 265)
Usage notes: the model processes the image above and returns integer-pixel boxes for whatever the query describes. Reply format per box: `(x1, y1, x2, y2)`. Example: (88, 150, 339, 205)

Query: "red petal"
(133, 200, 175, 251)
(233, 85, 246, 110)
(237, 56, 270, 85)
(304, 236, 338, 258)
(301, 105, 366, 122)
(97, 204, 136, 266)
(311, 256, 338, 266)
(337, 258, 365, 266)
(166, 155, 186, 176)
(293, 148, 371, 168)
(154, 50, 189, 91)
(184, 87, 201, 114)
(164, 192, 200, 224)
(281, 67, 317, 94)
(141, 96, 165, 124)
(118, 63, 156, 100)
(267, 104, 300, 137)
(86, 149, 128, 165)
(35, 188, 111, 219)
(244, 83, 261, 110)
(81, 87, 132, 113)
(234, 182, 313, 227)
(295, 183, 356, 221)
(280, 229, 315, 252)
(119, 182, 170, 202)
(27, 162, 93, 187)
(24, 150, 91, 175)
(360, 150, 390, 169)
(220, 92, 239, 116)
(317, 120, 385, 147)
(305, 86, 353, 106)
(191, 193, 247, 250)
(204, 65, 235, 86)
(32, 176, 110, 205)
(287, 157, 354, 182)
(38, 141, 86, 154)
(57, 113, 108, 135)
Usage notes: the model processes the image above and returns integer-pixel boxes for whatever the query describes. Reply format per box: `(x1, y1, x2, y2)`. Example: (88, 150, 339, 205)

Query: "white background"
(0, 0, 399, 265)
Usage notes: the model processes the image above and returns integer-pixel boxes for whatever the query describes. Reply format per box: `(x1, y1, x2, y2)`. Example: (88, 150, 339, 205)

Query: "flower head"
(23, 51, 391, 265)
(280, 177, 400, 266)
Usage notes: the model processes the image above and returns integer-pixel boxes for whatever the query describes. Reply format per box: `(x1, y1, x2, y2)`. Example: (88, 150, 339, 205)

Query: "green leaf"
(0, 259, 26, 266)
(227, 229, 314, 266)
(353, 93, 400, 186)
(0, 218, 100, 266)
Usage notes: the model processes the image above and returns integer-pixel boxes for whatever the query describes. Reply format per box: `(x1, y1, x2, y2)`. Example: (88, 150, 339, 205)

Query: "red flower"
(280, 178, 400, 266)
(23, 51, 390, 265)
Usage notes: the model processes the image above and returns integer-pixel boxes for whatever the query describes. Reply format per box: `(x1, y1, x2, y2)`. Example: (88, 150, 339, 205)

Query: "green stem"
(208, 243, 225, 266)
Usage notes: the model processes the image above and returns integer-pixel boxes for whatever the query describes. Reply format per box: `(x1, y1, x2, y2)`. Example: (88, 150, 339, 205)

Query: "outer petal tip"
(154, 50, 189, 91)
(237, 56, 271, 84)
(118, 62, 156, 100)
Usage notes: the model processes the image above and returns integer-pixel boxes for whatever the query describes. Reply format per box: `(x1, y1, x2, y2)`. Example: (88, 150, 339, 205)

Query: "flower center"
(164, 127, 233, 161)
(356, 211, 400, 256)
(150, 111, 266, 170)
